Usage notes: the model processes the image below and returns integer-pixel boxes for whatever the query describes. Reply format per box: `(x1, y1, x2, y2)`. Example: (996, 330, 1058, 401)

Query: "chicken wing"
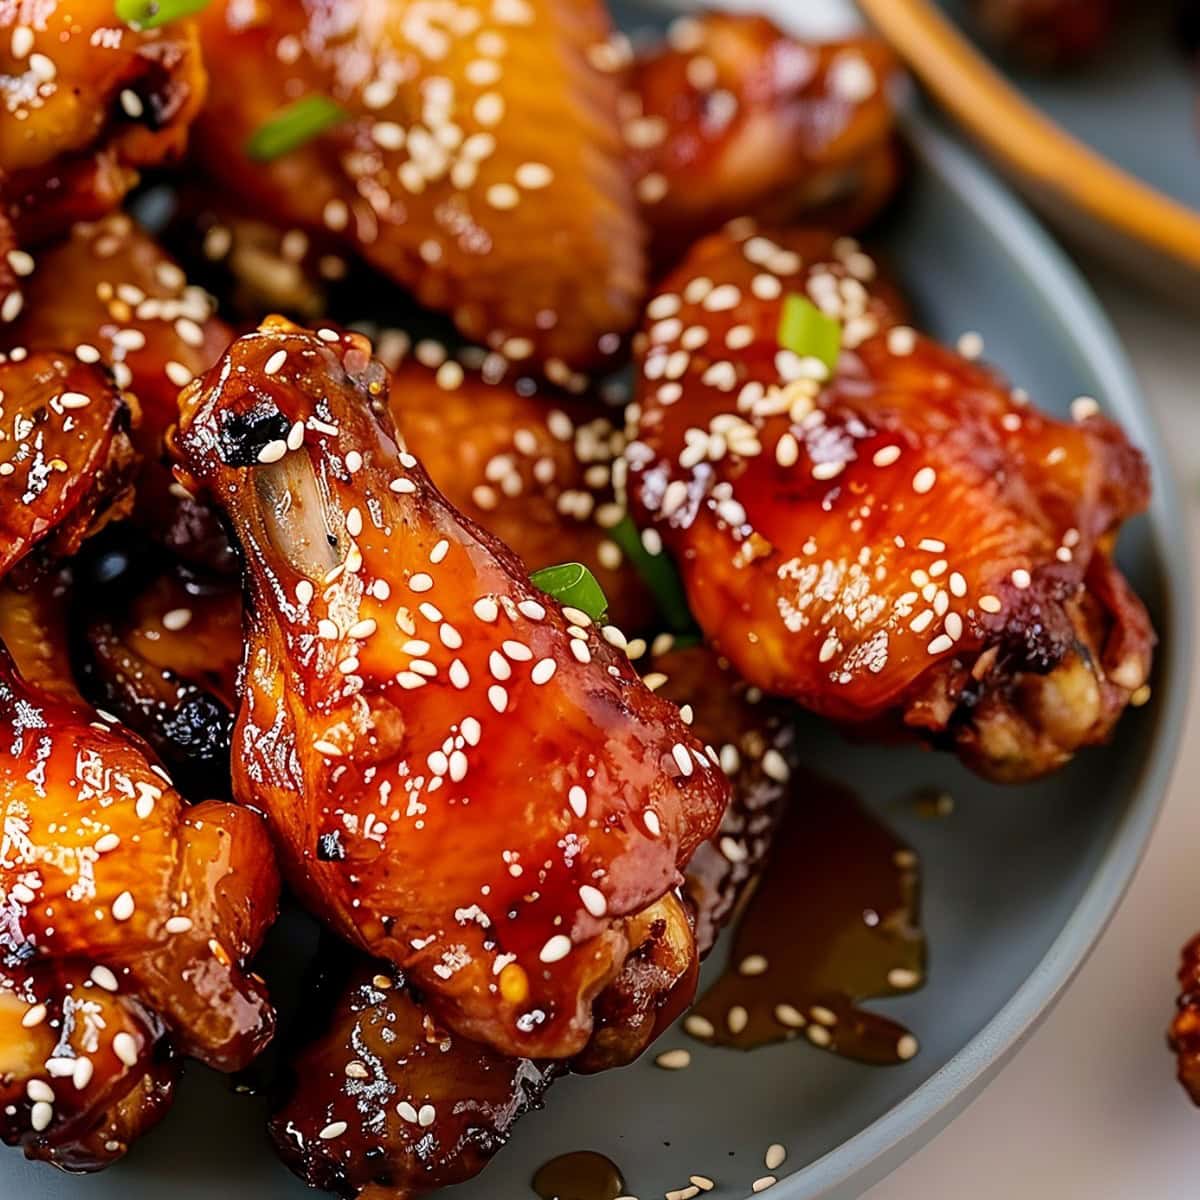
(0, 646, 278, 1170)
(0, 352, 136, 581)
(193, 0, 645, 370)
(267, 642, 787, 1198)
(384, 351, 654, 632)
(0, 570, 77, 700)
(625, 224, 1154, 781)
(77, 549, 242, 792)
(970, 0, 1120, 68)
(623, 13, 900, 263)
(1173, 932, 1200, 1106)
(175, 317, 729, 1060)
(0, 0, 206, 327)
(7, 214, 236, 573)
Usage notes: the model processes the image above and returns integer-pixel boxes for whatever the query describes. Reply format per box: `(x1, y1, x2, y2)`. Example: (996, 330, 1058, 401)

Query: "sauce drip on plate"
(532, 1151, 626, 1200)
(684, 771, 925, 1065)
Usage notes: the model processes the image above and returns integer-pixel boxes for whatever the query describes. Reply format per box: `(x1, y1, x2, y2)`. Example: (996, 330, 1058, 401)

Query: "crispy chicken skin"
(193, 0, 646, 370)
(0, 646, 278, 1170)
(268, 643, 786, 1198)
(389, 356, 655, 633)
(175, 317, 729, 1060)
(626, 225, 1154, 781)
(625, 14, 899, 262)
(78, 554, 242, 791)
(8, 214, 236, 572)
(0, 0, 206, 323)
(0, 352, 136, 580)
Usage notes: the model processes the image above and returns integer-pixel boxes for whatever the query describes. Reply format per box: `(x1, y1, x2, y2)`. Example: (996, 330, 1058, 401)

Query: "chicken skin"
(386, 353, 655, 633)
(78, 551, 242, 792)
(8, 214, 236, 573)
(0, 352, 136, 581)
(0, 0, 207, 327)
(625, 224, 1154, 781)
(193, 0, 645, 370)
(0, 646, 278, 1170)
(267, 642, 787, 1199)
(625, 13, 900, 263)
(175, 317, 729, 1060)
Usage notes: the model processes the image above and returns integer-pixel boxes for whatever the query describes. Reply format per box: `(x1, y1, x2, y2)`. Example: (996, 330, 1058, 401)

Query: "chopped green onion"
(114, 0, 211, 30)
(246, 96, 348, 162)
(609, 515, 696, 636)
(530, 562, 609, 623)
(778, 293, 841, 375)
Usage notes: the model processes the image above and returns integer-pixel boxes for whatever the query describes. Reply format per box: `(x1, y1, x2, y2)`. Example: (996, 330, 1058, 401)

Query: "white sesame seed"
(672, 743, 694, 776)
(643, 809, 661, 837)
(165, 916, 193, 934)
(979, 594, 1002, 613)
(897, 1034, 919, 1060)
(112, 1032, 138, 1067)
(21, 1004, 46, 1029)
(655, 1048, 691, 1070)
(397, 1101, 418, 1124)
(30, 1101, 53, 1132)
(111, 892, 135, 922)
(531, 658, 556, 685)
(418, 1104, 436, 1128)
(568, 785, 587, 818)
(319, 1121, 348, 1140)
(957, 331, 984, 359)
(540, 934, 573, 964)
(927, 634, 953, 655)
(488, 685, 508, 713)
(161, 608, 192, 632)
(27, 1080, 54, 1104)
(409, 573, 433, 592)
(945, 612, 964, 641)
(887, 326, 916, 356)
(579, 885, 607, 916)
(1011, 568, 1031, 589)
(752, 1175, 778, 1193)
(72, 1058, 94, 1090)
(739, 954, 769, 976)
(95, 833, 120, 853)
(727, 1005, 749, 1034)
(912, 466, 936, 494)
(90, 966, 118, 992)
(264, 349, 287, 375)
(258, 440, 288, 464)
(474, 597, 499, 622)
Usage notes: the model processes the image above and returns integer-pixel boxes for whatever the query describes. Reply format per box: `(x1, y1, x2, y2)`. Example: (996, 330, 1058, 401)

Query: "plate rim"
(768, 112, 1194, 1200)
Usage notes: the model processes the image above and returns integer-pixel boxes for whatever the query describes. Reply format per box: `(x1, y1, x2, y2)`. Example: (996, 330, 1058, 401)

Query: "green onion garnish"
(609, 515, 696, 636)
(246, 96, 348, 162)
(114, 0, 211, 30)
(530, 562, 609, 623)
(778, 293, 841, 375)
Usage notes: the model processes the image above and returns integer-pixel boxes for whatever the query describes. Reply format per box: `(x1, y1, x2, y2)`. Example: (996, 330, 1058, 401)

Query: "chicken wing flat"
(0, 352, 136, 580)
(626, 225, 1154, 781)
(267, 640, 786, 1198)
(175, 317, 729, 1060)
(8, 214, 236, 572)
(193, 0, 645, 370)
(78, 552, 242, 792)
(385, 352, 654, 632)
(0, 647, 278, 1170)
(0, 0, 206, 332)
(624, 14, 899, 263)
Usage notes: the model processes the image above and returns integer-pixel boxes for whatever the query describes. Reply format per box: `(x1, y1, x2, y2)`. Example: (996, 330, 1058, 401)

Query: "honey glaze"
(532, 1151, 627, 1200)
(684, 770, 925, 1065)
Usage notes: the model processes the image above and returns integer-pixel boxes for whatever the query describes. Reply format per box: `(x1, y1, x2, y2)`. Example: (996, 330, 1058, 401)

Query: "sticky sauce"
(684, 771, 925, 1065)
(532, 1151, 626, 1200)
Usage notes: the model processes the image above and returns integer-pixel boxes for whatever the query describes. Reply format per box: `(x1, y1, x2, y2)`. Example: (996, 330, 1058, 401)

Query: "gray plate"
(4, 67, 1191, 1200)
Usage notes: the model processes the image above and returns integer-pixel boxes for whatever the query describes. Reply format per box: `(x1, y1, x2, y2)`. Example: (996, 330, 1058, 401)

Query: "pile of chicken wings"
(0, 0, 1160, 1195)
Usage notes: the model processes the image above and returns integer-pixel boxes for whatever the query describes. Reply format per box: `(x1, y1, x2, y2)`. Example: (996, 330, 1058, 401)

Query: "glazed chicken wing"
(193, 0, 645, 370)
(0, 0, 206, 326)
(0, 352, 136, 581)
(626, 224, 1154, 781)
(267, 641, 788, 1198)
(0, 645, 278, 1170)
(624, 14, 899, 264)
(8, 214, 236, 572)
(77, 550, 242, 792)
(175, 317, 729, 1060)
(386, 351, 654, 632)
(1170, 933, 1200, 1106)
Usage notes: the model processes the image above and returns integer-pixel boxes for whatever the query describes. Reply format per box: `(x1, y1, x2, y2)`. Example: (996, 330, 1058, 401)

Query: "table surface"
(867, 266, 1200, 1199)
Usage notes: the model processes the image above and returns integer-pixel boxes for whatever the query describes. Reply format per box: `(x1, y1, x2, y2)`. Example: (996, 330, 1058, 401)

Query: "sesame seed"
(1011, 568, 1031, 589)
(165, 916, 193, 934)
(739, 954, 769, 976)
(398, 1101, 418, 1123)
(568, 786, 587, 818)
(540, 934, 572, 964)
(775, 1004, 805, 1028)
(161, 608, 192, 632)
(945, 612, 963, 641)
(766, 1145, 787, 1171)
(30, 1101, 52, 1132)
(90, 966, 118, 992)
(409, 573, 433, 592)
(887, 326, 916, 356)
(95, 833, 120, 853)
(21, 1004, 46, 1028)
(888, 967, 921, 988)
(258, 440, 288, 464)
(488, 685, 508, 713)
(112, 1032, 138, 1066)
(979, 594, 1002, 613)
(957, 331, 984, 359)
(672, 743, 695, 776)
(727, 1005, 749, 1034)
(684, 1014, 715, 1038)
(752, 1176, 778, 1193)
(643, 809, 661, 836)
(531, 658, 556, 685)
(515, 162, 553, 188)
(579, 885, 606, 916)
(27, 1080, 54, 1104)
(897, 1034, 919, 1060)
(111, 892, 135, 921)
(319, 1121, 348, 1140)
(655, 1049, 691, 1070)
(486, 183, 519, 209)
(264, 349, 287, 375)
(418, 1104, 436, 1128)
(912, 467, 936, 494)
(73, 1058, 94, 1090)
(474, 598, 499, 622)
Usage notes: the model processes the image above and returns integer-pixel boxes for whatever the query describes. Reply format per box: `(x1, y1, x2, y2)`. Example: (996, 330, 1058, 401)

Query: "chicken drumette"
(267, 642, 790, 1198)
(625, 224, 1154, 781)
(0, 645, 278, 1170)
(175, 317, 730, 1061)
